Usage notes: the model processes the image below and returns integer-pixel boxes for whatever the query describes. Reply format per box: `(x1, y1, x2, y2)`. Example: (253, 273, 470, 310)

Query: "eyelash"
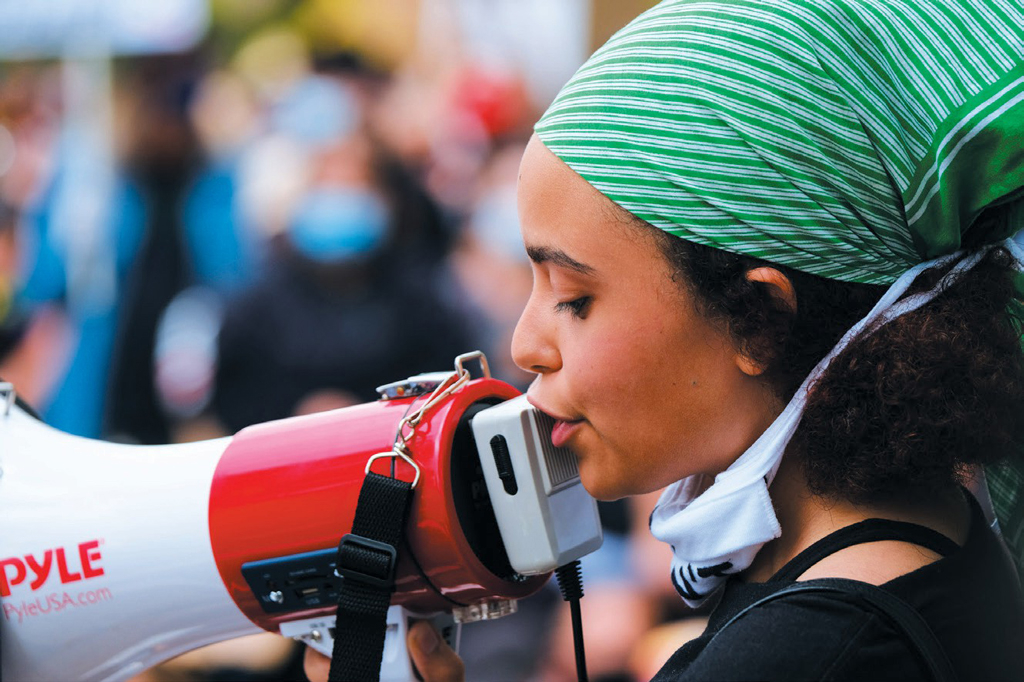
(555, 296, 592, 319)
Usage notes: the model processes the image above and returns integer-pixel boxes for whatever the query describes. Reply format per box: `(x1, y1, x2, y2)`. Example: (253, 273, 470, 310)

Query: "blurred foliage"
(293, 0, 419, 71)
(207, 0, 297, 63)
(207, 0, 418, 72)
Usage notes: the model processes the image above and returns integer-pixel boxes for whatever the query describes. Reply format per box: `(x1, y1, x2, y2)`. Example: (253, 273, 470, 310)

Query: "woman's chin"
(578, 466, 627, 502)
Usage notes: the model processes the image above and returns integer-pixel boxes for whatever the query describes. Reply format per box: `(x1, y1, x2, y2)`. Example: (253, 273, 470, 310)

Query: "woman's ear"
(734, 267, 797, 377)
(745, 267, 797, 314)
(734, 353, 766, 377)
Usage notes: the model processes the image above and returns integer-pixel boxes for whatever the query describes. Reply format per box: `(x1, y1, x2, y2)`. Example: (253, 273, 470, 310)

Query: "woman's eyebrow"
(525, 245, 596, 275)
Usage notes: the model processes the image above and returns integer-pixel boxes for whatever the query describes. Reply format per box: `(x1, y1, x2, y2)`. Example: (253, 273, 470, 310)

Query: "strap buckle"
(365, 449, 421, 488)
(335, 533, 398, 590)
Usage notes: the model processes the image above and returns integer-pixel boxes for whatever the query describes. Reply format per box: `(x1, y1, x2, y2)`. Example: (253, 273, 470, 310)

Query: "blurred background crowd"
(0, 0, 717, 680)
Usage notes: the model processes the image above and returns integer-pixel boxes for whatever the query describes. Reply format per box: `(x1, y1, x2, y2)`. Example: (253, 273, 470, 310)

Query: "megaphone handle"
(381, 607, 461, 682)
(284, 606, 460, 681)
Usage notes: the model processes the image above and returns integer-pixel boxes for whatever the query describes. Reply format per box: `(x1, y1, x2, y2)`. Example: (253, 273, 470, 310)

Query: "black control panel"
(242, 548, 342, 614)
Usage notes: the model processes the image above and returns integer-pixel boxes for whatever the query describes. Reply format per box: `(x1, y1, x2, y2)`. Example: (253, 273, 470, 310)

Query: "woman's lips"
(526, 395, 584, 448)
(550, 418, 584, 448)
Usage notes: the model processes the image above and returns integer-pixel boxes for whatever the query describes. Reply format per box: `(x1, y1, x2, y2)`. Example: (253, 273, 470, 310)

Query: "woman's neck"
(742, 455, 971, 584)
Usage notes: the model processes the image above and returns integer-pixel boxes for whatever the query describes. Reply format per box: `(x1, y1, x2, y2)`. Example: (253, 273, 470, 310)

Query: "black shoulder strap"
(713, 579, 958, 682)
(771, 519, 960, 583)
(329, 471, 414, 682)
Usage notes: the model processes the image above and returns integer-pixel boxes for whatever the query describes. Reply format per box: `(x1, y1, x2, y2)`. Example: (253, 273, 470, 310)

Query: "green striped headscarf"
(536, 0, 1024, 580)
(536, 0, 1024, 286)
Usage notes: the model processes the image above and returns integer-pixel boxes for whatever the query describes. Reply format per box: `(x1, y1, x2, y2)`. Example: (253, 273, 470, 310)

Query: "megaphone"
(0, 353, 603, 681)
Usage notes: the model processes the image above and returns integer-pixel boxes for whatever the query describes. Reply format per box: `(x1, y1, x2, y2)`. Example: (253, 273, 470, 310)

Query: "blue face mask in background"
(287, 188, 391, 264)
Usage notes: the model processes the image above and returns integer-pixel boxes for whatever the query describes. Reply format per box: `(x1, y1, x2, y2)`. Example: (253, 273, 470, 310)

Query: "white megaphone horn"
(0, 354, 603, 682)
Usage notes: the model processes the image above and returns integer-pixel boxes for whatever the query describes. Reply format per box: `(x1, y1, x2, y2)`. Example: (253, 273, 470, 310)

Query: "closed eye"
(555, 296, 592, 320)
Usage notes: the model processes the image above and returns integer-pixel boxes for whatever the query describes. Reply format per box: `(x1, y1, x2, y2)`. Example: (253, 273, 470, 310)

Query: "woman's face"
(512, 136, 780, 500)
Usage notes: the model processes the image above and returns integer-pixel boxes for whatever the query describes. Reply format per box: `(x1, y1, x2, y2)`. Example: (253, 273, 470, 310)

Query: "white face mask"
(649, 238, 1023, 607)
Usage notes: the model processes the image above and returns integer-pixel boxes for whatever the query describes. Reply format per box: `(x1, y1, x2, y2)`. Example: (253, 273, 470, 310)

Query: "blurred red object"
(448, 67, 530, 140)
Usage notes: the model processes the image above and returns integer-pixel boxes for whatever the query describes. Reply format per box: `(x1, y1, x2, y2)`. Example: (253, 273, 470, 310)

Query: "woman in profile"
(308, 0, 1024, 679)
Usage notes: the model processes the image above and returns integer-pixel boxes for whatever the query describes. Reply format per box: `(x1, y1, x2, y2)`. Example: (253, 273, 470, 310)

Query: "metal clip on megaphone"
(0, 351, 604, 681)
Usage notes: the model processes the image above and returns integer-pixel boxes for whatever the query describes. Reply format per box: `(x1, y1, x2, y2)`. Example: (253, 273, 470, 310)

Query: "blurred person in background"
(313, 51, 459, 272)
(13, 61, 152, 441)
(155, 46, 453, 440)
(151, 56, 353, 444)
(212, 119, 477, 432)
(0, 67, 74, 406)
(102, 54, 211, 446)
(7, 53, 231, 445)
(150, 62, 260, 443)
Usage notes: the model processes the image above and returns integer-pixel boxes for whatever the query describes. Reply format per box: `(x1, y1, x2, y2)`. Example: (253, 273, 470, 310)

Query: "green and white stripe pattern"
(536, 0, 1024, 285)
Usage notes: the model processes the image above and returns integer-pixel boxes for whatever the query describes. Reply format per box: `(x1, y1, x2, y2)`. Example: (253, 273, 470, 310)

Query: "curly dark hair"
(649, 225, 1024, 505)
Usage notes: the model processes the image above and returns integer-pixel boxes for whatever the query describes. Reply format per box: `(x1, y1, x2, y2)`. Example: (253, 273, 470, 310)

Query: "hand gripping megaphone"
(0, 352, 603, 682)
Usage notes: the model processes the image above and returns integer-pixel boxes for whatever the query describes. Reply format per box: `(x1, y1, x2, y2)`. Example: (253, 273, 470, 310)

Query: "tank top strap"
(769, 518, 961, 583)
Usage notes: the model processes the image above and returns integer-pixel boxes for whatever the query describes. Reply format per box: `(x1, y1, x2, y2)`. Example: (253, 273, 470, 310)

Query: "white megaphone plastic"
(0, 353, 603, 682)
(0, 401, 258, 681)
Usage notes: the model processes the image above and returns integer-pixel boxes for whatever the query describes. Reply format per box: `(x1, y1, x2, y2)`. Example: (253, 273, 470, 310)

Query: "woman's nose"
(511, 297, 561, 375)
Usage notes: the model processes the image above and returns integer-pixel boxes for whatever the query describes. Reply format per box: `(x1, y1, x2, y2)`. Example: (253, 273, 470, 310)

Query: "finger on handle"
(408, 621, 465, 682)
